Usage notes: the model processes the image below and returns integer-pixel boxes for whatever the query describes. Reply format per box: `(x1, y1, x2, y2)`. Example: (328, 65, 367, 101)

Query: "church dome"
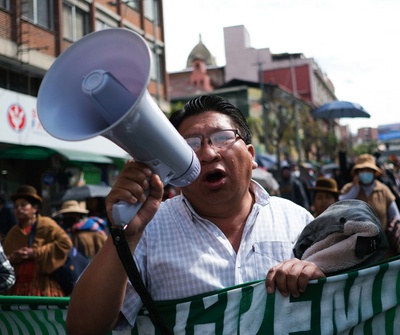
(186, 35, 216, 68)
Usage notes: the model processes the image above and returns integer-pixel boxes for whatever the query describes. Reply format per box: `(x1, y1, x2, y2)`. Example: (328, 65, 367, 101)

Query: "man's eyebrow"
(182, 128, 225, 137)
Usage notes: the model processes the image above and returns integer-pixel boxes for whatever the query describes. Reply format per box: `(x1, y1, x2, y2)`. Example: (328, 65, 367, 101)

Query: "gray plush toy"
(294, 199, 389, 275)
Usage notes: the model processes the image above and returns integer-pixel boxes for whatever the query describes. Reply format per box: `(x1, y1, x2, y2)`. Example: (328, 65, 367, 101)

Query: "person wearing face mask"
(340, 154, 400, 231)
(278, 164, 311, 211)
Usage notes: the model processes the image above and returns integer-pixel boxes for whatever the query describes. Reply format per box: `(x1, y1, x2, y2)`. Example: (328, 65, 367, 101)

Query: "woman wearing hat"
(340, 154, 400, 231)
(309, 177, 341, 217)
(52, 200, 107, 259)
(2, 185, 72, 296)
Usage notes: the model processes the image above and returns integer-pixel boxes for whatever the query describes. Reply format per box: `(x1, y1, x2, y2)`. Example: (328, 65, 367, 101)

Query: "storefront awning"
(0, 145, 113, 164)
(55, 148, 113, 164)
(0, 145, 58, 160)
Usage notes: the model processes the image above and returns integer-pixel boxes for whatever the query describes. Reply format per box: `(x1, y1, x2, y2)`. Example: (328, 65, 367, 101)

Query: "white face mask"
(358, 171, 374, 185)
(292, 170, 300, 178)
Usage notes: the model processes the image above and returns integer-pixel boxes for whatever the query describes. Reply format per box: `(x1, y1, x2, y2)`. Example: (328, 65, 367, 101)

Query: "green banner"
(0, 296, 69, 335)
(133, 257, 400, 334)
(1, 257, 400, 334)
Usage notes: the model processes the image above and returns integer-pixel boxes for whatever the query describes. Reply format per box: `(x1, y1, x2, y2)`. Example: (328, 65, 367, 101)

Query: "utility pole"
(258, 61, 268, 153)
(152, 0, 161, 105)
(289, 55, 303, 164)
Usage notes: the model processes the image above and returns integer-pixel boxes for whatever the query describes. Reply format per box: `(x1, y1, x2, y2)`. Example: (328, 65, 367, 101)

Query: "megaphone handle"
(112, 188, 150, 227)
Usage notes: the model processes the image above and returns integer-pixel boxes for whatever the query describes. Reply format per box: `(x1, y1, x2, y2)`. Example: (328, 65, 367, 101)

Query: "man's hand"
(106, 160, 164, 237)
(265, 258, 325, 298)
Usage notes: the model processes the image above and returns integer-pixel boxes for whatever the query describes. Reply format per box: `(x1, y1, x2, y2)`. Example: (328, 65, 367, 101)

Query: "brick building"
(0, 0, 167, 213)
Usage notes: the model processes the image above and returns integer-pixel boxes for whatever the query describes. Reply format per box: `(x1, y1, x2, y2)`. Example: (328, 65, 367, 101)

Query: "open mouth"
(204, 170, 226, 183)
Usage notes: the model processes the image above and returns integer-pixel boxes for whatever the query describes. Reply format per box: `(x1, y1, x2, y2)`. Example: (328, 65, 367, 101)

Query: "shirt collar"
(180, 180, 270, 221)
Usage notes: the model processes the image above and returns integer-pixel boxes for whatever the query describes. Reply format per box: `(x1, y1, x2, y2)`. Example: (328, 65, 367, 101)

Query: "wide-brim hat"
(11, 185, 42, 204)
(52, 200, 89, 217)
(309, 177, 341, 195)
(351, 154, 382, 176)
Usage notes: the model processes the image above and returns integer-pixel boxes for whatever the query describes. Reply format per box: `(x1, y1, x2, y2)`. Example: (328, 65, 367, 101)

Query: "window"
(21, 0, 54, 30)
(150, 47, 164, 84)
(150, 47, 158, 81)
(96, 19, 114, 31)
(0, 0, 10, 10)
(144, 0, 158, 22)
(126, 0, 140, 10)
(63, 2, 89, 41)
(0, 66, 42, 97)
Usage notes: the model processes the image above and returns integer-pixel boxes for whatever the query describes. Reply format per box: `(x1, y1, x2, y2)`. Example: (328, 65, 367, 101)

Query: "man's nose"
(197, 140, 220, 161)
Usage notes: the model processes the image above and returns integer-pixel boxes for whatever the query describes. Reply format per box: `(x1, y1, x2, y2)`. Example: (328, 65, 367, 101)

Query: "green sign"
(1, 257, 400, 334)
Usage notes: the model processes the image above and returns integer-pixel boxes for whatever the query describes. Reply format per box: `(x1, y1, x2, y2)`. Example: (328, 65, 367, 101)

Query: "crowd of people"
(0, 185, 108, 296)
(0, 95, 399, 335)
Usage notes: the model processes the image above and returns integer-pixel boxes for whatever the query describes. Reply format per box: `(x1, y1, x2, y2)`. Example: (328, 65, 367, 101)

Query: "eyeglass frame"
(183, 129, 245, 153)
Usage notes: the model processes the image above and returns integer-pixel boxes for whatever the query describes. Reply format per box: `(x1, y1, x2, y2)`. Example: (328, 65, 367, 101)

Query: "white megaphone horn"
(37, 28, 200, 226)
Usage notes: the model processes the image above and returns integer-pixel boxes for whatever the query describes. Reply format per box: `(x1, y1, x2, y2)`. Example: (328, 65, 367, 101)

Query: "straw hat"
(11, 185, 42, 204)
(309, 177, 341, 195)
(52, 200, 89, 217)
(351, 154, 382, 176)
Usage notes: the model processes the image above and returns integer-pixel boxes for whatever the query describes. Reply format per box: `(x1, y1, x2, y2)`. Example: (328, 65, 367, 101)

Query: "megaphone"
(37, 28, 200, 226)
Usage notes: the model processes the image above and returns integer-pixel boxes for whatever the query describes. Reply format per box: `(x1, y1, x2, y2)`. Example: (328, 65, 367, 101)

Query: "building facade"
(223, 25, 336, 107)
(169, 35, 224, 99)
(169, 24, 336, 163)
(0, 0, 167, 213)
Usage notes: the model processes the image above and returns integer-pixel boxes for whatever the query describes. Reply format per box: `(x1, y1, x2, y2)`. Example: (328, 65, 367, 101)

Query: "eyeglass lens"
(185, 130, 238, 152)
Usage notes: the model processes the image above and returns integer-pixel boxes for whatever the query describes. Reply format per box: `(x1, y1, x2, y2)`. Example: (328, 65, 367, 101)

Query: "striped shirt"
(119, 182, 314, 328)
(0, 242, 15, 292)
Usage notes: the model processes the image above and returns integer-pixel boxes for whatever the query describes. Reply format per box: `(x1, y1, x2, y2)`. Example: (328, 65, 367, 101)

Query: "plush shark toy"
(294, 199, 389, 275)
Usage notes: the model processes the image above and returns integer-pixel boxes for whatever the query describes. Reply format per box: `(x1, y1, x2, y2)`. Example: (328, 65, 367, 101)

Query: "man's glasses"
(184, 129, 244, 153)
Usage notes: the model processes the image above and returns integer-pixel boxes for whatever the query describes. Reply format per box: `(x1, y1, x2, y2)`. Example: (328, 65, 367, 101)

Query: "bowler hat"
(352, 154, 382, 176)
(11, 185, 42, 204)
(309, 177, 341, 195)
(52, 200, 89, 217)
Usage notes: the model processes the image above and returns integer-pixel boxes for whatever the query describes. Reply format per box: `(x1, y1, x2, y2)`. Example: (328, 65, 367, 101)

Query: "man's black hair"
(169, 95, 252, 144)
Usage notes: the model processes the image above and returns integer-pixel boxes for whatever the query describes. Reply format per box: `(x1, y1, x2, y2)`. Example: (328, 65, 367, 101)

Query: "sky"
(162, 0, 400, 134)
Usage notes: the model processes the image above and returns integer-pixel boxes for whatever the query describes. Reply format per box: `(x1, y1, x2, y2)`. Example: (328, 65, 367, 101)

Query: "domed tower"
(186, 34, 216, 67)
(186, 35, 216, 92)
(169, 34, 224, 98)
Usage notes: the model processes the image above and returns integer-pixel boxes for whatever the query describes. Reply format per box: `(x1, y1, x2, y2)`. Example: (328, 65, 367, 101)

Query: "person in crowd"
(278, 164, 311, 211)
(251, 166, 280, 196)
(337, 141, 353, 187)
(52, 200, 107, 259)
(340, 154, 400, 231)
(0, 190, 17, 241)
(66, 95, 325, 334)
(0, 241, 15, 293)
(86, 197, 108, 220)
(309, 177, 341, 217)
(376, 162, 400, 210)
(2, 185, 72, 296)
(332, 166, 347, 190)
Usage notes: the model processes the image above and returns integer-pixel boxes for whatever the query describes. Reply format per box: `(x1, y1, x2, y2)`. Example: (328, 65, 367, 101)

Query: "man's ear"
(247, 145, 257, 169)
